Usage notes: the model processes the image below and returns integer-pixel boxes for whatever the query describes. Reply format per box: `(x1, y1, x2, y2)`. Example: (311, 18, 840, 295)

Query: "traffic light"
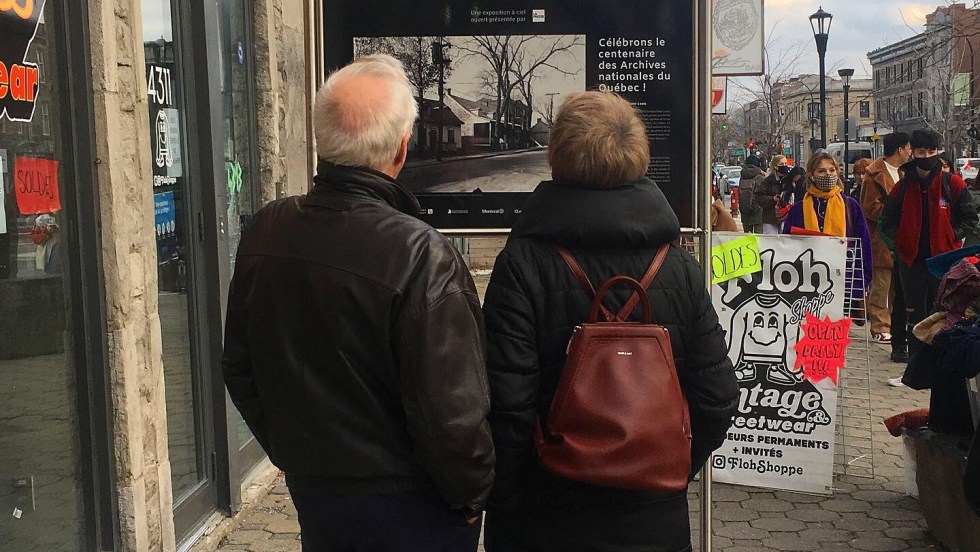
(747, 139, 755, 149)
(721, 120, 729, 131)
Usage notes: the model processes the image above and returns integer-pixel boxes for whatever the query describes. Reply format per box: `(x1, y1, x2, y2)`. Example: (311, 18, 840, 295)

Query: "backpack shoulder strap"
(555, 246, 617, 322)
(615, 243, 671, 321)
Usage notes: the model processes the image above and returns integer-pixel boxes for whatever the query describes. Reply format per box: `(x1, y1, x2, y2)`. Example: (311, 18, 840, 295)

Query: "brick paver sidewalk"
(212, 274, 950, 551)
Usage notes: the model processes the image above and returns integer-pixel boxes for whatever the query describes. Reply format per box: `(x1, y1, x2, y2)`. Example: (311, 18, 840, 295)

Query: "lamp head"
(810, 7, 833, 37)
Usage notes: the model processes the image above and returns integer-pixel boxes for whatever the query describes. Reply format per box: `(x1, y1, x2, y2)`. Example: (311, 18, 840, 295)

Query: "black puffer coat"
(482, 179, 739, 552)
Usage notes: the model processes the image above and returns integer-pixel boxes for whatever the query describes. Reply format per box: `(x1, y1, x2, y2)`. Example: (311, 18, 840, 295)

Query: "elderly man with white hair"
(222, 54, 495, 551)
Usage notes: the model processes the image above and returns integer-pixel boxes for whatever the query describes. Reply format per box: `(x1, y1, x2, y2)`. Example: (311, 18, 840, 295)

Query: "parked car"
(956, 157, 980, 183)
(722, 166, 742, 191)
(825, 141, 874, 176)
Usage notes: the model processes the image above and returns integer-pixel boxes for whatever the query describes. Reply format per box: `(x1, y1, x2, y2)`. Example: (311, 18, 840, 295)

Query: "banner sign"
(710, 233, 847, 494)
(0, 0, 46, 122)
(327, 0, 701, 228)
(13, 156, 60, 215)
(712, 0, 764, 76)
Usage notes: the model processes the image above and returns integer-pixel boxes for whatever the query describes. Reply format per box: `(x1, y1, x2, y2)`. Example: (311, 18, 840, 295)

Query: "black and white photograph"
(354, 35, 585, 194)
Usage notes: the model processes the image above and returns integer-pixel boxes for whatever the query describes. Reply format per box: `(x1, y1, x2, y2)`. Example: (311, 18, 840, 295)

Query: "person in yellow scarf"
(782, 152, 874, 316)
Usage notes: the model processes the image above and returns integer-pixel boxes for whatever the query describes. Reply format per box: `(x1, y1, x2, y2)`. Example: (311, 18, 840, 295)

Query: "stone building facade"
(868, 3, 980, 155)
(0, 1, 314, 550)
(774, 75, 875, 164)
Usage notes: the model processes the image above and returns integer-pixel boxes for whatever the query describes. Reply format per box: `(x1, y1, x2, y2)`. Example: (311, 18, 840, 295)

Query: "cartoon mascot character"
(728, 294, 802, 386)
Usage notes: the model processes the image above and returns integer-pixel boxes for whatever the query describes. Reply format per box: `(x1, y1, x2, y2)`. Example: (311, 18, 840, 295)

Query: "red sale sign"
(13, 156, 60, 214)
(794, 313, 851, 386)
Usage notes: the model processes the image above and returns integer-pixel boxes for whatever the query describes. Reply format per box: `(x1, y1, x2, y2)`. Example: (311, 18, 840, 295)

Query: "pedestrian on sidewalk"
(221, 54, 494, 552)
(738, 155, 767, 232)
(782, 153, 874, 321)
(880, 129, 979, 361)
(481, 91, 738, 552)
(861, 133, 911, 357)
(752, 155, 791, 234)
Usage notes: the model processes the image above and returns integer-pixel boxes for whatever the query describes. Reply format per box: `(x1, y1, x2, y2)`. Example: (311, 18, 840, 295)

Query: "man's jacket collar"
(306, 159, 421, 216)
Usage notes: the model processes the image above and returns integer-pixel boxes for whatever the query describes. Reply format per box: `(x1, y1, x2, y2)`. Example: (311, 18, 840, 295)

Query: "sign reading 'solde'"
(13, 156, 60, 215)
(711, 233, 848, 495)
(0, 0, 46, 122)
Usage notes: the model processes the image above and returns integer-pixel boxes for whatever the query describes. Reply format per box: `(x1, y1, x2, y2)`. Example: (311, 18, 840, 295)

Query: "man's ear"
(394, 132, 410, 166)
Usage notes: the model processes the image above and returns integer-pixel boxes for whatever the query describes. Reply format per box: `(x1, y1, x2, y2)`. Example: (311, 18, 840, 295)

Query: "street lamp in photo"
(810, 7, 833, 149)
(839, 68, 854, 186)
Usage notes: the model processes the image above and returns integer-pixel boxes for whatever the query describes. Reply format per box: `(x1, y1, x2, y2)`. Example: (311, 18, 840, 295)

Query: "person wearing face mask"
(782, 153, 874, 319)
(880, 130, 979, 359)
(861, 132, 912, 380)
(752, 155, 791, 234)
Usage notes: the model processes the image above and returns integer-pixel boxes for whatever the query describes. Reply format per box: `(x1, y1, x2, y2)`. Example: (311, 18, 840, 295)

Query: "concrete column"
(87, 1, 176, 551)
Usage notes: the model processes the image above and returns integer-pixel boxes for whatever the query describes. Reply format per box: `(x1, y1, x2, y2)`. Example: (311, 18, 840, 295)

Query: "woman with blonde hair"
(782, 152, 873, 312)
(481, 91, 738, 551)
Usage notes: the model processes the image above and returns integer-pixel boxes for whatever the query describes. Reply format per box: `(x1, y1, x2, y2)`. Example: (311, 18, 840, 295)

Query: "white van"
(825, 141, 875, 175)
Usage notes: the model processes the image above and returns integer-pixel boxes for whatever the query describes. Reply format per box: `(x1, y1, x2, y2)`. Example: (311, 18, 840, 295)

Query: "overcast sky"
(730, 1, 943, 94)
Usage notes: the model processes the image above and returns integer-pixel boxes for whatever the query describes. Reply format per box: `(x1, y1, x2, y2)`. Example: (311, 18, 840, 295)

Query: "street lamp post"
(810, 7, 833, 149)
(431, 40, 451, 161)
(839, 68, 854, 186)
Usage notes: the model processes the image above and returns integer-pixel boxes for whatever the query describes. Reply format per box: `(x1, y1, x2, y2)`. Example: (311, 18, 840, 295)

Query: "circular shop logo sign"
(713, 0, 759, 52)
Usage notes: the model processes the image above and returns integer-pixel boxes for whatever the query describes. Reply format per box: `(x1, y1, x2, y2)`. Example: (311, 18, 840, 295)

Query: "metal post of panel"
(696, 0, 714, 549)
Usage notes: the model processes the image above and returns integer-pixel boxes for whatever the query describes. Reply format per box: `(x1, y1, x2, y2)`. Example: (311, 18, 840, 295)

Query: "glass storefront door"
(218, 0, 266, 481)
(0, 2, 92, 550)
(141, 0, 218, 535)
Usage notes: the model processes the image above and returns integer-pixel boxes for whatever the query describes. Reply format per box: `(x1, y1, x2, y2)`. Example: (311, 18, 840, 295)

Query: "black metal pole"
(843, 83, 850, 184)
(816, 34, 828, 149)
(437, 55, 445, 162)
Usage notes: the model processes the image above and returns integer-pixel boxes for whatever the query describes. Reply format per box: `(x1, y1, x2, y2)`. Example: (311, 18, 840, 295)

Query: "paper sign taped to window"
(13, 156, 60, 215)
(710, 234, 761, 284)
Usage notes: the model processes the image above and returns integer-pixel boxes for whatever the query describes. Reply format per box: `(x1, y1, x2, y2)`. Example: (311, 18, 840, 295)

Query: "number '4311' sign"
(147, 65, 174, 107)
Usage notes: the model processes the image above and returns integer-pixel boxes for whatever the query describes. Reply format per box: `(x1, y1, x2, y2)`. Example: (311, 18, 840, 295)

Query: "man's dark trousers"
(289, 488, 481, 552)
(898, 260, 940, 356)
(891, 262, 908, 356)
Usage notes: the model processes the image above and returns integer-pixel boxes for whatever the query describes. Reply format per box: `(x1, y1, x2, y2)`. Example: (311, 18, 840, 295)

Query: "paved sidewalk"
(212, 339, 946, 552)
(213, 273, 949, 551)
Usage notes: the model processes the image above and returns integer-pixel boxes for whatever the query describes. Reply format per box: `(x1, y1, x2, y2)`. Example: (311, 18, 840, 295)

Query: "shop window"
(0, 2, 90, 550)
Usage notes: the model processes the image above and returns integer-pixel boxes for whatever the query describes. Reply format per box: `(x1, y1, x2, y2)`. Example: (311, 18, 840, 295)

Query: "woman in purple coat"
(783, 152, 873, 312)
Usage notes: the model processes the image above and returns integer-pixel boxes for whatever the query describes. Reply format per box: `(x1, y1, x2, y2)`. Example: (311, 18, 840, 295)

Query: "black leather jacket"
(222, 161, 495, 516)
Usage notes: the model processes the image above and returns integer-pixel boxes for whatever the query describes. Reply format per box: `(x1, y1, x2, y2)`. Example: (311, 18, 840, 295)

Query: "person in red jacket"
(880, 129, 979, 357)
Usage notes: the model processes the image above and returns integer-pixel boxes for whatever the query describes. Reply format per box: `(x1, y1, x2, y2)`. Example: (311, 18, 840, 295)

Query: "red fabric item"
(883, 408, 930, 437)
(895, 172, 964, 267)
(789, 226, 832, 237)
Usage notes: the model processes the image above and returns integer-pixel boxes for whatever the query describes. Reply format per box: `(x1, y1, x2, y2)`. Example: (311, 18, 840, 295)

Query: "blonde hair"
(314, 54, 419, 171)
(805, 152, 839, 176)
(769, 155, 788, 174)
(548, 91, 650, 188)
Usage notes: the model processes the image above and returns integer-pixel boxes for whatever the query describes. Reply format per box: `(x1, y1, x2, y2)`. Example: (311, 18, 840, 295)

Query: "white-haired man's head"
(314, 54, 418, 176)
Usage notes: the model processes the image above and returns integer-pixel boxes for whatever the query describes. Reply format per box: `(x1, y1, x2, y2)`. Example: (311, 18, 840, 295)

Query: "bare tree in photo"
(456, 35, 583, 147)
(355, 36, 453, 151)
